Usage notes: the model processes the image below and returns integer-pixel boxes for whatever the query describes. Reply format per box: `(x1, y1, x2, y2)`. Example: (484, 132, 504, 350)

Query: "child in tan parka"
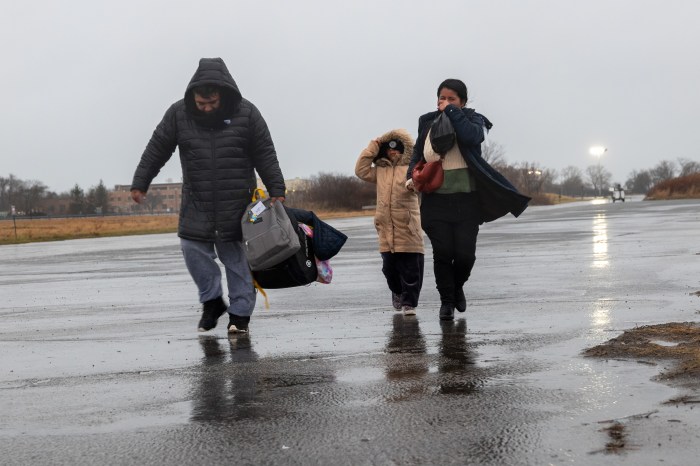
(355, 129, 425, 315)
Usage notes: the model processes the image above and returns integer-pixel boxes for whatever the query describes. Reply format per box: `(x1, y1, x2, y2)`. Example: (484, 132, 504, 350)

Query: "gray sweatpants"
(180, 238, 256, 317)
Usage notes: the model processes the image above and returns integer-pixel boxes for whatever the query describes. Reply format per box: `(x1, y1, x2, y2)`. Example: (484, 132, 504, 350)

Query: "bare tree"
(21, 180, 47, 214)
(481, 140, 507, 168)
(540, 168, 557, 193)
(0, 175, 46, 213)
(586, 165, 612, 196)
(295, 172, 375, 211)
(490, 163, 522, 192)
(1, 174, 23, 212)
(494, 162, 552, 196)
(560, 166, 585, 197)
(0, 176, 10, 211)
(517, 163, 549, 195)
(625, 169, 652, 194)
(143, 192, 165, 213)
(650, 160, 676, 184)
(677, 158, 700, 177)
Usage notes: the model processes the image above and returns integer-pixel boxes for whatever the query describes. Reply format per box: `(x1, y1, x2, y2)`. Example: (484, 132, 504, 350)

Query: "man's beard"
(192, 107, 227, 128)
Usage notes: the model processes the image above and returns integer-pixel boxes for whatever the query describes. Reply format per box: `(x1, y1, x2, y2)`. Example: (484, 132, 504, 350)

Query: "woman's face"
(386, 148, 401, 158)
(437, 87, 465, 110)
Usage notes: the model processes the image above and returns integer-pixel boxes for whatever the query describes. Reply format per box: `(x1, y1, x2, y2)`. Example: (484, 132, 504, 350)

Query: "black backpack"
(430, 112, 456, 154)
(252, 220, 318, 289)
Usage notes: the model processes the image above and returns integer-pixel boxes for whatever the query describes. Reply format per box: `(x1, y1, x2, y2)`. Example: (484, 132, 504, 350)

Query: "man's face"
(193, 93, 220, 113)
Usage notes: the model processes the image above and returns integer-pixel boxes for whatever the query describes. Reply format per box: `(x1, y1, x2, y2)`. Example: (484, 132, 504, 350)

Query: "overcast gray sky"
(3, 0, 699, 193)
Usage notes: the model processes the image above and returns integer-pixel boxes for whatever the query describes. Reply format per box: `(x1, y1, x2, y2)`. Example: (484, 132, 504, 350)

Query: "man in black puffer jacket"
(131, 57, 286, 334)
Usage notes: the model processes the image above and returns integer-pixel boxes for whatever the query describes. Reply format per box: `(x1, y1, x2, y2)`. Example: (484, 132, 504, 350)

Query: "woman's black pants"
(381, 252, 424, 307)
(420, 192, 480, 305)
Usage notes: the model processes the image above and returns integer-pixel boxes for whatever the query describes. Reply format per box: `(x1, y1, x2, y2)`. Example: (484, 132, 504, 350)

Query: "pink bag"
(315, 258, 333, 284)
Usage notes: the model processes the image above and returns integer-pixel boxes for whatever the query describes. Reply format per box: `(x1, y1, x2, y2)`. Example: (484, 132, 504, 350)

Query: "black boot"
(198, 296, 228, 332)
(391, 292, 402, 311)
(439, 303, 455, 321)
(228, 314, 251, 334)
(455, 288, 467, 313)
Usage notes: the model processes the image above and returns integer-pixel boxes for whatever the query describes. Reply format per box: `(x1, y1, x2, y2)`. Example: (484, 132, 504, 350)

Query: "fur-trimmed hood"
(354, 128, 423, 254)
(374, 128, 415, 167)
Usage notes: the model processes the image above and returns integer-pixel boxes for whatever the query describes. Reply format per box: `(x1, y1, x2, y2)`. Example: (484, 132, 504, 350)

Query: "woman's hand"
(437, 100, 451, 112)
(368, 138, 381, 154)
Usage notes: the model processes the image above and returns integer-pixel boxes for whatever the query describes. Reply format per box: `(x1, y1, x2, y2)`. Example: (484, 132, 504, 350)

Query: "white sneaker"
(402, 305, 416, 316)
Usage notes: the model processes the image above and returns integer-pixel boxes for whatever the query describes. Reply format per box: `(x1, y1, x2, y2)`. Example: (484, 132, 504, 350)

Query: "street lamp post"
(589, 146, 607, 196)
(11, 205, 17, 240)
(526, 169, 542, 195)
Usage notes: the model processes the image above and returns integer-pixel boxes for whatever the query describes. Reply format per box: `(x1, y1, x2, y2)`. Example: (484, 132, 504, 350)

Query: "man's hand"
(269, 196, 285, 204)
(131, 189, 147, 204)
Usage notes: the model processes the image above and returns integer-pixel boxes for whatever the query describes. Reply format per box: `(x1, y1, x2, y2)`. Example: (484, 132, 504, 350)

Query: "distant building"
(282, 177, 310, 193)
(110, 182, 183, 213)
(110, 178, 308, 213)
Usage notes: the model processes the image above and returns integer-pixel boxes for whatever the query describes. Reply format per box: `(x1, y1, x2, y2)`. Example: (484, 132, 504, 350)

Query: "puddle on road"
(648, 339, 678, 347)
(335, 366, 384, 384)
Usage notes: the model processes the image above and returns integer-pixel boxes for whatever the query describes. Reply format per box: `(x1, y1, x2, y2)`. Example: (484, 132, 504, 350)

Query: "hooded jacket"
(355, 129, 424, 254)
(131, 58, 286, 241)
(407, 105, 530, 222)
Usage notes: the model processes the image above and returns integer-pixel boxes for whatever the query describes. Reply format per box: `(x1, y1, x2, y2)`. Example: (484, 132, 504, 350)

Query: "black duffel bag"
(252, 217, 318, 289)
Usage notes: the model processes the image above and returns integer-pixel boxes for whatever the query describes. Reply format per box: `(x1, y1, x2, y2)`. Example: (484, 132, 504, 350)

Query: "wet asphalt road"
(1, 197, 700, 465)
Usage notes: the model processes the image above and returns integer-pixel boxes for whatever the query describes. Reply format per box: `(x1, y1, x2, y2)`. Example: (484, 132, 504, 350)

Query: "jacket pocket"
(408, 210, 422, 237)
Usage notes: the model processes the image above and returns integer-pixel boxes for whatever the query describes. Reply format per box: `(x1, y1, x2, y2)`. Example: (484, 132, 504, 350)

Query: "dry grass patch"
(0, 210, 370, 245)
(584, 322, 700, 385)
(0, 215, 178, 244)
(646, 173, 700, 200)
(600, 422, 629, 453)
(314, 209, 372, 219)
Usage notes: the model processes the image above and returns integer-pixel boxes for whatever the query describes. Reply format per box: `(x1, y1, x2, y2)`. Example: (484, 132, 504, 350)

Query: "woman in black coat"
(407, 79, 530, 321)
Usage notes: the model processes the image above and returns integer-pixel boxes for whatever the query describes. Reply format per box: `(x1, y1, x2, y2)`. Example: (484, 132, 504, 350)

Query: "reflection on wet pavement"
(589, 212, 614, 342)
(437, 319, 478, 395)
(386, 314, 427, 356)
(384, 315, 429, 401)
(191, 335, 261, 422)
(383, 315, 482, 400)
(591, 213, 609, 269)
